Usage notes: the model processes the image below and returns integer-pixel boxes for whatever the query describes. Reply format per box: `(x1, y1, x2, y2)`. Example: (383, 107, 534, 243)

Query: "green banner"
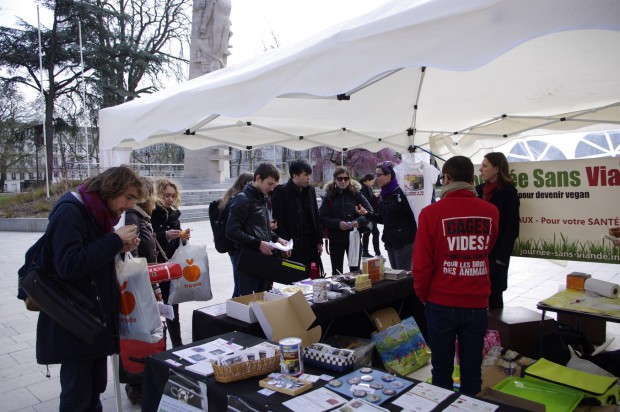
(474, 158, 620, 264)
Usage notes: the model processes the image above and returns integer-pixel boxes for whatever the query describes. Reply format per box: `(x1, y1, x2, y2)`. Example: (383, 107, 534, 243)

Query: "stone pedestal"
(184, 147, 230, 183)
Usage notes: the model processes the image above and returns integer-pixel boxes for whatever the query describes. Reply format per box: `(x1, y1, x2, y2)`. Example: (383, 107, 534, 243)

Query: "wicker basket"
(212, 353, 280, 383)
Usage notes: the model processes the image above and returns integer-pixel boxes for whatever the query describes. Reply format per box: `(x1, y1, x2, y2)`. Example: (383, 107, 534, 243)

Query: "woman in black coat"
(36, 166, 146, 411)
(476, 152, 520, 309)
(319, 166, 372, 276)
(151, 178, 190, 348)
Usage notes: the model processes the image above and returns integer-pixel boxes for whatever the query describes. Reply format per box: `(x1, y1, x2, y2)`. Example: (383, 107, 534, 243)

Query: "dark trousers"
(362, 224, 381, 255)
(233, 249, 266, 296)
(488, 261, 509, 309)
(291, 235, 323, 275)
(160, 281, 183, 347)
(425, 302, 488, 395)
(60, 356, 107, 412)
(386, 242, 414, 271)
(329, 239, 360, 276)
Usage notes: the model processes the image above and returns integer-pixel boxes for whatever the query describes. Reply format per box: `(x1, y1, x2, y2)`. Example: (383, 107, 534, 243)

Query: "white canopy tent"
(99, 0, 620, 165)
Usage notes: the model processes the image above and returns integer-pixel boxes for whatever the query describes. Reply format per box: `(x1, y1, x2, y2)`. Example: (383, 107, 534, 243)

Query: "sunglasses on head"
(336, 176, 350, 182)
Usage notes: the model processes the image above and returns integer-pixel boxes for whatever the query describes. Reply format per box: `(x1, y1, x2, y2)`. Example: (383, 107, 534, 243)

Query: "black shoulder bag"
(20, 234, 107, 345)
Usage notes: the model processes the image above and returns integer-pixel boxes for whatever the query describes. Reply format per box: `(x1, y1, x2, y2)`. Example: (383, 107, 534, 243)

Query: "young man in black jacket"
(226, 163, 289, 295)
(272, 160, 324, 275)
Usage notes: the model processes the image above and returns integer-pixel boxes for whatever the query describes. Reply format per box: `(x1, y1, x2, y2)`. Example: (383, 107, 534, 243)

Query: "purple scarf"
(380, 178, 400, 198)
(78, 184, 119, 233)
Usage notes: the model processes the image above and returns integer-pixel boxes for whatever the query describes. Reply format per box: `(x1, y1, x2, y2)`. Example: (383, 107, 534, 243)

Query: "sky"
(0, 0, 392, 69)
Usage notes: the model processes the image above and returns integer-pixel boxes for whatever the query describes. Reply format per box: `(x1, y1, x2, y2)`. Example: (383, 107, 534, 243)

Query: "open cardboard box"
(226, 292, 286, 323)
(478, 366, 545, 411)
(370, 307, 401, 332)
(250, 291, 321, 347)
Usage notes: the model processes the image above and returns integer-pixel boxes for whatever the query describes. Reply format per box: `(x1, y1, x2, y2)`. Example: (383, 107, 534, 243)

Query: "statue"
(190, 0, 232, 77)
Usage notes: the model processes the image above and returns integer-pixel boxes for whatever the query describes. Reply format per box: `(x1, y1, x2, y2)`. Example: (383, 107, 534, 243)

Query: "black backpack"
(209, 199, 235, 253)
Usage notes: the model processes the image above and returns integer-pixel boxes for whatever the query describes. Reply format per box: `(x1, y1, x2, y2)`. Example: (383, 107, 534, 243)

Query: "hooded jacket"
(413, 189, 499, 308)
(319, 180, 372, 244)
(36, 192, 123, 364)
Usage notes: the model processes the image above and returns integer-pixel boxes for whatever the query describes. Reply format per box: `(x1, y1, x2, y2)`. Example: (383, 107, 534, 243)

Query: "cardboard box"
(487, 306, 555, 358)
(567, 272, 592, 291)
(362, 257, 383, 283)
(250, 291, 321, 347)
(478, 366, 545, 411)
(370, 307, 401, 332)
(226, 292, 286, 323)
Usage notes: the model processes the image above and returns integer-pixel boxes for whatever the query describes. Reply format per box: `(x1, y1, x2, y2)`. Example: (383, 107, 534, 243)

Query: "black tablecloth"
(142, 331, 530, 412)
(193, 276, 427, 343)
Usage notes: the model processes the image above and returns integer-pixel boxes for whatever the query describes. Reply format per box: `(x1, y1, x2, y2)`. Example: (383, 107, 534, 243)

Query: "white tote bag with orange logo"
(115, 253, 163, 343)
(168, 241, 213, 305)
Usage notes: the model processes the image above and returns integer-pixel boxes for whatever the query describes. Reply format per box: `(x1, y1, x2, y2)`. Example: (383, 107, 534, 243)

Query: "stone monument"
(185, 0, 233, 183)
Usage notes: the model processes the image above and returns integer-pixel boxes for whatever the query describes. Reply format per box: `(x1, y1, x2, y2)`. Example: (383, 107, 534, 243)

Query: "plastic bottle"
(309, 262, 319, 280)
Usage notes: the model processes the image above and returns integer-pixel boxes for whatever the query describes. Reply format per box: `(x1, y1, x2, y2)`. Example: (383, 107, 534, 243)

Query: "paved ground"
(1, 220, 619, 410)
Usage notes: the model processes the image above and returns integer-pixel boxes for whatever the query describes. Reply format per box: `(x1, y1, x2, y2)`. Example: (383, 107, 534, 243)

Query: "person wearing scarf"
(476, 152, 521, 309)
(367, 161, 418, 271)
(319, 166, 373, 276)
(36, 166, 146, 412)
(413, 156, 499, 396)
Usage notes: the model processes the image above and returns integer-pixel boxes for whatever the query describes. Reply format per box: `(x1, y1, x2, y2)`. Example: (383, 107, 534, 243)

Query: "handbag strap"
(155, 238, 169, 261)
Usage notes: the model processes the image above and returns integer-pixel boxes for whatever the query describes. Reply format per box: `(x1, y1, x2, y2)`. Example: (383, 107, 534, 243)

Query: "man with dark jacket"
(272, 160, 323, 275)
(226, 163, 289, 295)
(36, 166, 146, 411)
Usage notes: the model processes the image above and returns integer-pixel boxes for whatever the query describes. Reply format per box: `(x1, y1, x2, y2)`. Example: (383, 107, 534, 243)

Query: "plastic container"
(323, 335, 375, 368)
(493, 377, 583, 412)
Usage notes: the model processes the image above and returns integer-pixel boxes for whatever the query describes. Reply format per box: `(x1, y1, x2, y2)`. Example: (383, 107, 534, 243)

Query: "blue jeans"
(386, 242, 413, 271)
(229, 251, 239, 297)
(233, 249, 266, 296)
(425, 302, 488, 395)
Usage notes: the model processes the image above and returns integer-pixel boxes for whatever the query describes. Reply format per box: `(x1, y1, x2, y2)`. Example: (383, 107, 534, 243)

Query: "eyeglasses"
(336, 176, 350, 182)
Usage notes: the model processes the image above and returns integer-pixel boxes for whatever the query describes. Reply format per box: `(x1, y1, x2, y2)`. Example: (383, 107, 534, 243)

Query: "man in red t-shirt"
(413, 155, 499, 395)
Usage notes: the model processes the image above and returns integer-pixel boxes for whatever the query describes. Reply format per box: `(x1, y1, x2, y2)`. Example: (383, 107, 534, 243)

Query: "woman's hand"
(355, 204, 368, 216)
(339, 221, 352, 230)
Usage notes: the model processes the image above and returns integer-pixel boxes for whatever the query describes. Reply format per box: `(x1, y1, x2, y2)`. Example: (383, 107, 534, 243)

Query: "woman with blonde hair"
(476, 152, 520, 309)
(151, 178, 190, 347)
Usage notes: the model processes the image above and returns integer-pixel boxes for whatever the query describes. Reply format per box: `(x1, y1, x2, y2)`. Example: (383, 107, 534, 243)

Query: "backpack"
(18, 235, 45, 308)
(209, 199, 235, 253)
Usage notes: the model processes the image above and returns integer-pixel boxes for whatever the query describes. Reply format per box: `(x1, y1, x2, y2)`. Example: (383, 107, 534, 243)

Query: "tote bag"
(168, 242, 213, 305)
(116, 254, 163, 343)
(348, 228, 361, 267)
(372, 316, 431, 376)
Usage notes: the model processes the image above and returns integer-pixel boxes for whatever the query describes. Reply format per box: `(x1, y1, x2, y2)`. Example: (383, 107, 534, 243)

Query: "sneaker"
(362, 252, 373, 258)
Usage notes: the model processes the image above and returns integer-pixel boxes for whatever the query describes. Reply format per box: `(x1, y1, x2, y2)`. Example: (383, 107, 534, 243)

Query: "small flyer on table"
(173, 338, 243, 364)
(443, 395, 498, 412)
(391, 382, 453, 412)
(334, 398, 390, 411)
(157, 372, 208, 412)
(282, 387, 347, 412)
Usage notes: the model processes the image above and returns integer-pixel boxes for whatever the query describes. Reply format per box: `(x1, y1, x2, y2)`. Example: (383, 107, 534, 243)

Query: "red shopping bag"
(148, 262, 182, 283)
